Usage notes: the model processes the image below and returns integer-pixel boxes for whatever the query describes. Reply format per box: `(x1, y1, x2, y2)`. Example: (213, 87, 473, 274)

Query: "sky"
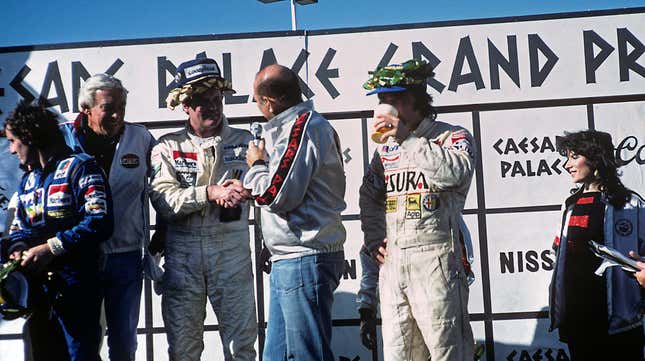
(1, 0, 644, 48)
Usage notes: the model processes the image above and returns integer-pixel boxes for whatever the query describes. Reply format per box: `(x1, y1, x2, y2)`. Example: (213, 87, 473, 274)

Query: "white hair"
(78, 73, 128, 110)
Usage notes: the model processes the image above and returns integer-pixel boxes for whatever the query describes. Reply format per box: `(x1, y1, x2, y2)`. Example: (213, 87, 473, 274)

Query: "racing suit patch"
(20, 188, 45, 226)
(85, 198, 107, 215)
(422, 193, 440, 212)
(48, 184, 72, 207)
(54, 159, 73, 180)
(79, 174, 104, 188)
(450, 130, 474, 159)
(177, 172, 197, 187)
(385, 197, 398, 213)
(173, 151, 198, 169)
(405, 194, 421, 219)
(120, 153, 140, 168)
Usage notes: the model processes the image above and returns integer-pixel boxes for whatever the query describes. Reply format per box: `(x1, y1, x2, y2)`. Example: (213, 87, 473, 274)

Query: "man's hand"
(20, 244, 54, 271)
(370, 238, 388, 265)
(359, 308, 377, 350)
(246, 139, 267, 167)
(628, 250, 645, 287)
(374, 112, 410, 143)
(207, 181, 246, 208)
(222, 179, 251, 200)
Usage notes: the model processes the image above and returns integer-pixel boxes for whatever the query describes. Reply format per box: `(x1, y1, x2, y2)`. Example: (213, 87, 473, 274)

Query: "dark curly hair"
(2, 100, 65, 150)
(556, 130, 631, 208)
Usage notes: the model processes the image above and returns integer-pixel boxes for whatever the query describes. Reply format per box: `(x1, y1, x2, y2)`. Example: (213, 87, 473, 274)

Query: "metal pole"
(290, 0, 297, 30)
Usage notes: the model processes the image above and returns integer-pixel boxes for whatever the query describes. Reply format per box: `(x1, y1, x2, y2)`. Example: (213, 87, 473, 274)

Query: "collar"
(264, 100, 314, 132)
(412, 116, 435, 135)
(186, 114, 231, 146)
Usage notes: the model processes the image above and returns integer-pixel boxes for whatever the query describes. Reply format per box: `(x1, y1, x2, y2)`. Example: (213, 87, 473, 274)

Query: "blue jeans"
(263, 251, 345, 361)
(99, 250, 143, 361)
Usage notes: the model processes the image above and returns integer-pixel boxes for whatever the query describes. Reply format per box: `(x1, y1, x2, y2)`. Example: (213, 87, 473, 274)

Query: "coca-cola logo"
(615, 135, 644, 166)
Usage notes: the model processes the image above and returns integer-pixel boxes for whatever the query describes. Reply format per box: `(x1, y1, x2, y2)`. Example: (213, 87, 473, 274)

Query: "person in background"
(150, 57, 257, 361)
(3, 100, 113, 361)
(244, 64, 346, 361)
(60, 73, 156, 361)
(359, 59, 476, 361)
(549, 130, 645, 361)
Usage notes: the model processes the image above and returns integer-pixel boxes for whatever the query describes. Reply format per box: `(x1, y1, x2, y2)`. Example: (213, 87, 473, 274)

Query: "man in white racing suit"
(359, 59, 476, 361)
(150, 57, 257, 361)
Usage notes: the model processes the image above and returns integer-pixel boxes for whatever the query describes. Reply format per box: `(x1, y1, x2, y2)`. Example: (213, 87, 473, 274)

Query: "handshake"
(207, 179, 251, 208)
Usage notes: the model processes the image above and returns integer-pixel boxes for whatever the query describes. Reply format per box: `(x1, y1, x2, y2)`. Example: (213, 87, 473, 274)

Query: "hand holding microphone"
(247, 122, 267, 167)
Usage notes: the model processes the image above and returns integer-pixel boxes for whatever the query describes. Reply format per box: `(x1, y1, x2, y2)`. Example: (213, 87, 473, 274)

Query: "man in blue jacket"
(3, 100, 113, 361)
(60, 73, 156, 361)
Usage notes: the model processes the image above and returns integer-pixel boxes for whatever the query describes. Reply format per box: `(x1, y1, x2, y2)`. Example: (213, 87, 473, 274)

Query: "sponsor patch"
(576, 196, 595, 205)
(54, 159, 73, 179)
(405, 193, 421, 219)
(223, 143, 248, 150)
(385, 197, 398, 213)
(85, 198, 107, 215)
(85, 185, 106, 199)
(223, 153, 246, 163)
(79, 174, 104, 189)
(24, 173, 37, 190)
(173, 151, 198, 169)
(615, 219, 633, 236)
(177, 172, 197, 187)
(48, 184, 72, 207)
(422, 193, 440, 211)
(47, 209, 73, 218)
(20, 188, 45, 226)
(120, 153, 140, 168)
(385, 170, 429, 194)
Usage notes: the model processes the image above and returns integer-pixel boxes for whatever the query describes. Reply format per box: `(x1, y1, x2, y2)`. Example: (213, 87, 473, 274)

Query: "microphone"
(250, 122, 263, 146)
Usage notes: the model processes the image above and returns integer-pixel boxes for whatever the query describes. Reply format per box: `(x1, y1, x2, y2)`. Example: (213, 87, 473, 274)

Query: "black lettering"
(500, 252, 514, 274)
(517, 251, 524, 272)
(343, 259, 357, 280)
(525, 250, 539, 272)
(448, 36, 485, 92)
(536, 159, 552, 176)
(541, 250, 554, 271)
(501, 161, 512, 178)
(528, 34, 559, 87)
(504, 138, 519, 154)
(315, 48, 340, 99)
(519, 350, 532, 361)
(541, 137, 556, 153)
(10, 65, 36, 102)
(290, 49, 314, 99)
(488, 35, 520, 89)
(376, 43, 398, 69)
(583, 30, 615, 84)
(40, 61, 69, 113)
(157, 56, 177, 109)
(406, 171, 416, 191)
(71, 61, 91, 112)
(532, 348, 543, 361)
(617, 28, 645, 82)
(222, 53, 249, 105)
(412, 41, 446, 93)
(511, 161, 526, 177)
(526, 160, 536, 176)
(555, 349, 570, 361)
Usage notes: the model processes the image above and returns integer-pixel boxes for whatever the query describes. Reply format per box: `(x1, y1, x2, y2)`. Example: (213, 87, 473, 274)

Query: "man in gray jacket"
(61, 73, 155, 361)
(244, 64, 346, 361)
(360, 59, 476, 361)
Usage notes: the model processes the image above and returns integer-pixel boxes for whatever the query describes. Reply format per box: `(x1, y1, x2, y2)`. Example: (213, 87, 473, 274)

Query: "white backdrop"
(0, 8, 643, 361)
